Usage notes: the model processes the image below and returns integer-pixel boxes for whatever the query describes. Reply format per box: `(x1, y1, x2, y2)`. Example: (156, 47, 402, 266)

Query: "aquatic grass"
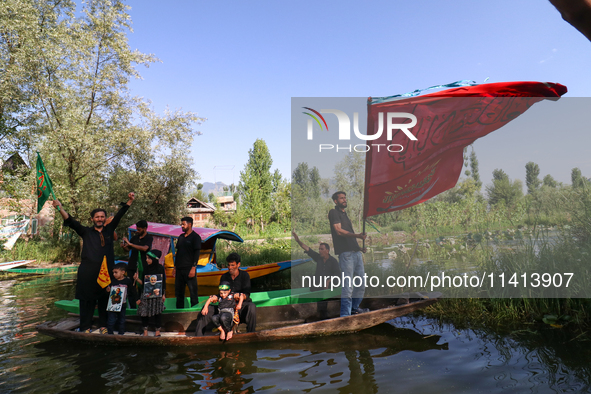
(425, 298, 591, 331)
(0, 237, 80, 264)
(216, 238, 291, 267)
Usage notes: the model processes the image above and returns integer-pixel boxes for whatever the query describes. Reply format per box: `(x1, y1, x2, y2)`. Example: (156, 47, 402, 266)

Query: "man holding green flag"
(121, 220, 152, 309)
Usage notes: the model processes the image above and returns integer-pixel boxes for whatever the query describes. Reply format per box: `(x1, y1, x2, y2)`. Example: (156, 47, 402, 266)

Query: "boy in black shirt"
(195, 253, 256, 335)
(201, 281, 244, 341)
(106, 263, 137, 335)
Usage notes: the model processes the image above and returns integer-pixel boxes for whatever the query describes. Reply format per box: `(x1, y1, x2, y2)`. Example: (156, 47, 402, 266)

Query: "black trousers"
(175, 269, 199, 309)
(141, 314, 162, 330)
(195, 301, 256, 336)
(79, 295, 108, 331)
(212, 311, 234, 333)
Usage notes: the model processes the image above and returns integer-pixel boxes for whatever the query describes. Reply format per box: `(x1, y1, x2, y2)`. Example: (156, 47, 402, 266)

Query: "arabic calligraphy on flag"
(97, 256, 111, 288)
(363, 81, 567, 218)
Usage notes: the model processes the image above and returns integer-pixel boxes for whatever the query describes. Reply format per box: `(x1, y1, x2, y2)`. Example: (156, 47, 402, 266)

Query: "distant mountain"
(202, 182, 228, 195)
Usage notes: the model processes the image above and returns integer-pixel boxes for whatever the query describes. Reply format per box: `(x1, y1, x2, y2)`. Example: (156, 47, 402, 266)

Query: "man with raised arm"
(328, 191, 369, 317)
(292, 230, 340, 291)
(53, 192, 135, 333)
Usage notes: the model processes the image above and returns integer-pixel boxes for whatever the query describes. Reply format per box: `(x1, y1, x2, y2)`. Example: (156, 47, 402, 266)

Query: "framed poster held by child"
(107, 285, 128, 312)
(143, 274, 163, 298)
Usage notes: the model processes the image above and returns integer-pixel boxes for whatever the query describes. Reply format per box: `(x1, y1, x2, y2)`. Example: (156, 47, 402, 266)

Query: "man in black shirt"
(173, 216, 201, 308)
(328, 191, 368, 317)
(195, 252, 257, 335)
(121, 220, 153, 308)
(53, 192, 135, 333)
(292, 230, 340, 291)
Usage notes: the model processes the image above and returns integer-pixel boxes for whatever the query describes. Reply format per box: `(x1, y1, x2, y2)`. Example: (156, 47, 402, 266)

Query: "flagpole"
(362, 220, 366, 250)
(362, 96, 372, 251)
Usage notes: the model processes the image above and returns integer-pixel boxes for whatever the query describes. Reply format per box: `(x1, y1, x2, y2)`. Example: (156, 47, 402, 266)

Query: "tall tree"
(292, 162, 310, 192)
(1, 0, 74, 154)
(572, 167, 586, 189)
(270, 175, 291, 226)
(543, 174, 558, 188)
(239, 139, 273, 232)
(486, 169, 523, 206)
(1, 0, 204, 220)
(469, 149, 482, 190)
(525, 161, 541, 194)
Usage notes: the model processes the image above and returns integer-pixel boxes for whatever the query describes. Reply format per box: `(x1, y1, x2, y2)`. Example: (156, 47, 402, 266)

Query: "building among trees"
(186, 197, 215, 227)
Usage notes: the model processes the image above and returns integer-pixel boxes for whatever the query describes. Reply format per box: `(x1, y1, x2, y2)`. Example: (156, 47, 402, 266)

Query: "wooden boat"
(123, 222, 309, 291)
(0, 259, 35, 271)
(37, 292, 441, 346)
(5, 265, 78, 274)
(55, 287, 341, 331)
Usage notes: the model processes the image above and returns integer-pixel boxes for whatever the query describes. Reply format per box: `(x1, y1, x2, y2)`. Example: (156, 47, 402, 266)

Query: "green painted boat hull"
(6, 266, 78, 274)
(54, 287, 341, 316)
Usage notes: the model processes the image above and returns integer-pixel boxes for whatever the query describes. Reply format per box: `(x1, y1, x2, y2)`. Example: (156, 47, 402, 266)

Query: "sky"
(125, 0, 591, 189)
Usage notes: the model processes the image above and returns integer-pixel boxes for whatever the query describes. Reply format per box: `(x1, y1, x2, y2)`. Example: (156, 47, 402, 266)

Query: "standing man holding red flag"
(53, 192, 135, 333)
(328, 191, 369, 317)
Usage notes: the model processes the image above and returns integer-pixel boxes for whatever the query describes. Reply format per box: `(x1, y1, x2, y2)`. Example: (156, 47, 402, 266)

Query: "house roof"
(187, 197, 215, 211)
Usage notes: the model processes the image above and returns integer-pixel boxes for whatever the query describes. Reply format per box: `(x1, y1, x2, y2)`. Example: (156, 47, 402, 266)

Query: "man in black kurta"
(53, 192, 135, 332)
(173, 216, 201, 309)
(195, 252, 256, 335)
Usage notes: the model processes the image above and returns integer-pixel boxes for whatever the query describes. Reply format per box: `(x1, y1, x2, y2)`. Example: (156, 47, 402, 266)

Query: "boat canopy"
(128, 222, 243, 243)
(126, 223, 243, 267)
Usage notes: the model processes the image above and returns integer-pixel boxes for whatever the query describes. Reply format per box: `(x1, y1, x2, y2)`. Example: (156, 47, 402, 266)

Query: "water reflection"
(2, 274, 591, 393)
(25, 324, 446, 393)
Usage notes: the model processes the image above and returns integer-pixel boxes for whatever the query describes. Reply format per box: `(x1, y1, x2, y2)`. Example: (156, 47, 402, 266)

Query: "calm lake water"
(1, 273, 591, 393)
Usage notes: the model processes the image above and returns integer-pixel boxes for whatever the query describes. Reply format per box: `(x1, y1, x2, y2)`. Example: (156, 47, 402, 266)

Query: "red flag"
(363, 81, 567, 218)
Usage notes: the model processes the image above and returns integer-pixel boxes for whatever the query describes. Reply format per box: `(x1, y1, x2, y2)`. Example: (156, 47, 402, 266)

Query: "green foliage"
(469, 149, 482, 190)
(543, 174, 558, 188)
(571, 167, 587, 189)
(525, 162, 541, 195)
(106, 155, 195, 228)
(270, 175, 291, 226)
(0, 234, 80, 263)
(567, 183, 591, 244)
(239, 139, 274, 233)
(486, 169, 523, 207)
(292, 162, 329, 234)
(1, 0, 205, 223)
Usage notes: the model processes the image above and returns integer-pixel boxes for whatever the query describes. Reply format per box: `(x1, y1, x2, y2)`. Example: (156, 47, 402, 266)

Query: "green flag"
(36, 153, 56, 213)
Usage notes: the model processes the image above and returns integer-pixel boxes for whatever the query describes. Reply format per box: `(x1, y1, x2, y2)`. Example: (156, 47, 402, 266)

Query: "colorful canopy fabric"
(128, 222, 243, 243)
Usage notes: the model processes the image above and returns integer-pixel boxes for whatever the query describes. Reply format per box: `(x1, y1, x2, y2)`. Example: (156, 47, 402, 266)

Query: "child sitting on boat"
(201, 281, 244, 341)
(135, 250, 166, 337)
(106, 263, 137, 335)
